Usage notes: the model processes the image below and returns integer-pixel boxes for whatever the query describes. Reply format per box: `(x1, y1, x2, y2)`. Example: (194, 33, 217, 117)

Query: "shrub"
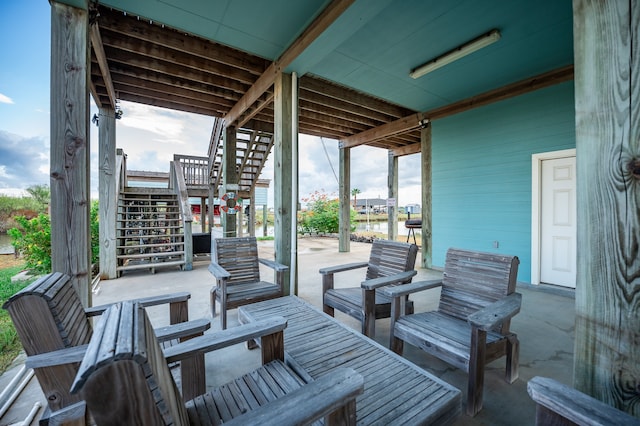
(8, 214, 51, 274)
(8, 200, 100, 275)
(299, 191, 356, 234)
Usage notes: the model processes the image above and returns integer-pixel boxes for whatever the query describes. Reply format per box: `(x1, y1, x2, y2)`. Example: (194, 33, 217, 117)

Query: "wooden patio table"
(238, 295, 461, 425)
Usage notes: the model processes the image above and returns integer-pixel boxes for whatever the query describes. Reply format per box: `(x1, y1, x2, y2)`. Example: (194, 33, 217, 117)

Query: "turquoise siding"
(432, 81, 575, 282)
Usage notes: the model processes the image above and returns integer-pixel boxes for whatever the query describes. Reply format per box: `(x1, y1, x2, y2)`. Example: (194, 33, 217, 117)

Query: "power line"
(320, 137, 339, 185)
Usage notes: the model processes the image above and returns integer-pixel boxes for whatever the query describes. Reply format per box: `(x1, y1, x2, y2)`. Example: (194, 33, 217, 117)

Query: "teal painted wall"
(431, 81, 575, 283)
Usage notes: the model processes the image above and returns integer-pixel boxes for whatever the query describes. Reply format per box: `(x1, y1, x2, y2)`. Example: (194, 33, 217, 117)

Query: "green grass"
(0, 264, 33, 374)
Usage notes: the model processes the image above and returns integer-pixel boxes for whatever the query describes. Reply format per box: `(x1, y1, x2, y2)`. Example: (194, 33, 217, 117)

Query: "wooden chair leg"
(210, 288, 217, 318)
(389, 297, 404, 355)
(221, 307, 227, 330)
(362, 288, 376, 338)
(325, 399, 357, 426)
(322, 274, 335, 317)
(506, 334, 519, 383)
(467, 327, 487, 416)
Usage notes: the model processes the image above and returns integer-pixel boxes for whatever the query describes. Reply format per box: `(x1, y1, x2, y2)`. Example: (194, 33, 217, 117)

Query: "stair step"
(122, 187, 172, 194)
(119, 232, 185, 238)
(119, 218, 179, 222)
(117, 251, 185, 260)
(117, 225, 182, 231)
(119, 203, 179, 208)
(117, 242, 184, 250)
(117, 260, 185, 272)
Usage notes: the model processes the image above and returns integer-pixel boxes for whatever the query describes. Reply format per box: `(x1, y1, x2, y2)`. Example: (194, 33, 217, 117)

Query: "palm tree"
(351, 188, 361, 209)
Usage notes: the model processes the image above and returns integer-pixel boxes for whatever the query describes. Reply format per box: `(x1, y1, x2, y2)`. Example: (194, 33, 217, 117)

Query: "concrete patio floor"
(0, 237, 575, 425)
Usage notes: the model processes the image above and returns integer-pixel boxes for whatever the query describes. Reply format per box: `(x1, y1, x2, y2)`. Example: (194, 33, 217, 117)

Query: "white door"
(540, 156, 576, 287)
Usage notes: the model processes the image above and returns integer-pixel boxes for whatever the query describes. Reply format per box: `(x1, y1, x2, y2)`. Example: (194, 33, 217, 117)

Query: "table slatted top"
(239, 296, 461, 425)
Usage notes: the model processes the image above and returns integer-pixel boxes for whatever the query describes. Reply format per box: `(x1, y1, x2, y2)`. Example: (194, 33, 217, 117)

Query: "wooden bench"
(384, 248, 521, 416)
(527, 376, 640, 425)
(72, 301, 364, 425)
(209, 236, 288, 329)
(239, 296, 462, 425)
(3, 272, 210, 425)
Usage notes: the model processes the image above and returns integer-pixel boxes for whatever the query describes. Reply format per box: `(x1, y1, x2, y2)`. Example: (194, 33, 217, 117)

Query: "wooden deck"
(239, 296, 462, 425)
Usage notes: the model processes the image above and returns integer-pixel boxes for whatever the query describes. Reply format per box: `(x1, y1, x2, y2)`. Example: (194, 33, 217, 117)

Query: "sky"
(0, 0, 423, 207)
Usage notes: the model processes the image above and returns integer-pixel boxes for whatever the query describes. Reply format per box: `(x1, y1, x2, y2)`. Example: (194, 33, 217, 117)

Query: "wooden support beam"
(573, 0, 640, 416)
(98, 107, 117, 280)
(340, 113, 427, 149)
(221, 125, 237, 238)
(274, 73, 296, 295)
(339, 147, 350, 252)
(420, 125, 432, 269)
(90, 24, 116, 108)
(224, 0, 354, 126)
(391, 142, 422, 157)
(50, 1, 91, 306)
(341, 65, 575, 149)
(387, 151, 398, 242)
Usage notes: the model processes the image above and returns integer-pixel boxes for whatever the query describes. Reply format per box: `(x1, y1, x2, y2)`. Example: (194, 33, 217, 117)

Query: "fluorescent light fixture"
(410, 29, 501, 79)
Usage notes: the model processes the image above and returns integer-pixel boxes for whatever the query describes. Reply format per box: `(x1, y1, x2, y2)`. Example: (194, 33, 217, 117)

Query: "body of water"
(355, 220, 422, 237)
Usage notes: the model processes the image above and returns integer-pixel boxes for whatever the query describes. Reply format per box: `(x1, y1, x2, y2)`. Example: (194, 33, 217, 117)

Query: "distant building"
(354, 198, 388, 214)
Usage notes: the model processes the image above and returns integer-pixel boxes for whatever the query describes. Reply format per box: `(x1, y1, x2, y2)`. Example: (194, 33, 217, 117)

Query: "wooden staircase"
(117, 188, 186, 275)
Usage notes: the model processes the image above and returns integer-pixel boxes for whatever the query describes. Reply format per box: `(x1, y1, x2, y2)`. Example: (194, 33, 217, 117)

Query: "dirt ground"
(0, 254, 24, 270)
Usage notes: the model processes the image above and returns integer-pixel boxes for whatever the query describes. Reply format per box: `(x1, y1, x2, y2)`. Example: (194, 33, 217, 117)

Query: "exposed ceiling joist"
(341, 65, 575, 149)
(224, 0, 355, 127)
(90, 24, 116, 108)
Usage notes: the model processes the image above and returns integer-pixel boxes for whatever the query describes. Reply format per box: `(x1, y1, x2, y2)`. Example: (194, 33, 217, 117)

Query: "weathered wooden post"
(573, 0, 640, 415)
(339, 146, 351, 252)
(420, 124, 432, 269)
(98, 107, 117, 279)
(274, 72, 296, 295)
(50, 0, 91, 306)
(387, 151, 398, 242)
(221, 125, 237, 237)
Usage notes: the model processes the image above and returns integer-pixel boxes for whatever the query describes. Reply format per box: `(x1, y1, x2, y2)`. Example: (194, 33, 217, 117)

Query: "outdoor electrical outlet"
(493, 241, 499, 248)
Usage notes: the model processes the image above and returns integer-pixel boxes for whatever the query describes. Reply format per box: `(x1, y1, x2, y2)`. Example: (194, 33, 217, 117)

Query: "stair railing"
(115, 148, 127, 198)
(169, 160, 193, 271)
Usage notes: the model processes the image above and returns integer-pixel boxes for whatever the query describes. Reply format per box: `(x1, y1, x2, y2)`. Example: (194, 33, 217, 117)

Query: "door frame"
(531, 148, 576, 285)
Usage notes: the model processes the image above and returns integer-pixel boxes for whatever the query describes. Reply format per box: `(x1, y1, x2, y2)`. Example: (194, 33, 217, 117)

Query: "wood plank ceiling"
(90, 5, 422, 152)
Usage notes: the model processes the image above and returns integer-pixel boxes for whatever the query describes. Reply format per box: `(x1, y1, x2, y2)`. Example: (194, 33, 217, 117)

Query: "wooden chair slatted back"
(365, 240, 418, 281)
(438, 248, 519, 324)
(213, 236, 261, 285)
(72, 301, 189, 425)
(3, 272, 92, 354)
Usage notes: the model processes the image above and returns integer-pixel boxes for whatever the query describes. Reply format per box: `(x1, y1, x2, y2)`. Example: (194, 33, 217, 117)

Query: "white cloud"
(0, 93, 14, 104)
(118, 102, 188, 139)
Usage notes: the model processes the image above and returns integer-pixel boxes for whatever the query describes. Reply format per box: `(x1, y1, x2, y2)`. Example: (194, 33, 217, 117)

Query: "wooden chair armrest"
(154, 318, 211, 342)
(527, 376, 638, 426)
(361, 270, 418, 290)
(26, 318, 212, 369)
(164, 316, 287, 363)
(381, 279, 443, 298)
(319, 261, 369, 276)
(468, 292, 522, 331)
(208, 262, 231, 280)
(224, 367, 364, 426)
(26, 344, 89, 369)
(85, 291, 191, 317)
(259, 258, 289, 272)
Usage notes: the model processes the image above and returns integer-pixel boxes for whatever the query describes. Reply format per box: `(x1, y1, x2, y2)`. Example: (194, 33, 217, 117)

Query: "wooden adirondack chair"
(528, 376, 640, 426)
(320, 239, 418, 338)
(209, 236, 288, 329)
(384, 248, 522, 416)
(3, 272, 210, 425)
(71, 301, 364, 425)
